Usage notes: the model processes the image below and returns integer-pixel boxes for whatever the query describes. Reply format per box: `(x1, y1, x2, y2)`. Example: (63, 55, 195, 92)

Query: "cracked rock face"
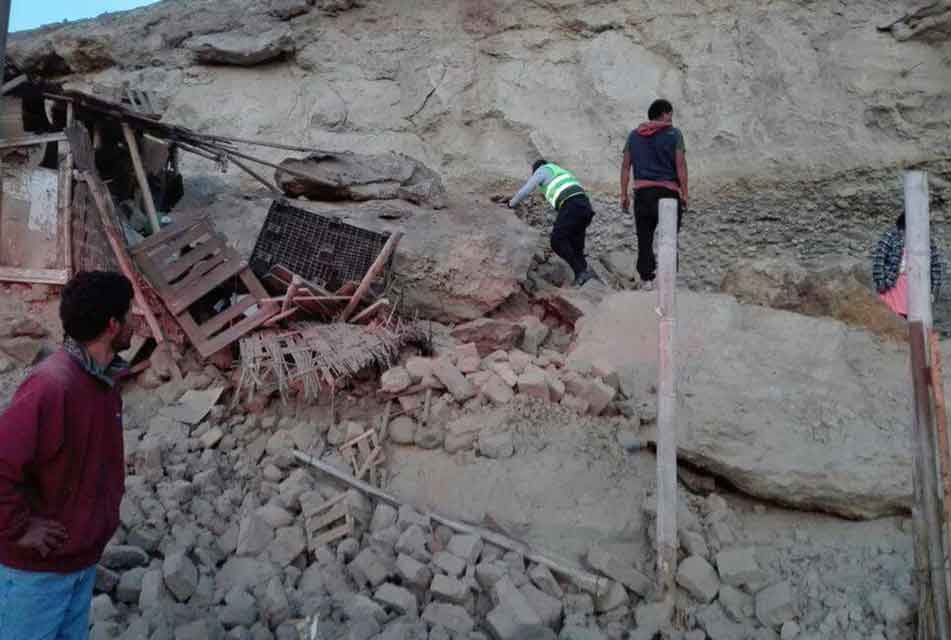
(10, 0, 950, 192)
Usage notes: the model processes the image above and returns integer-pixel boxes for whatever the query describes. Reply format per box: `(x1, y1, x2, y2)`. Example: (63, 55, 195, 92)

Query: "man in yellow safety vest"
(509, 159, 600, 287)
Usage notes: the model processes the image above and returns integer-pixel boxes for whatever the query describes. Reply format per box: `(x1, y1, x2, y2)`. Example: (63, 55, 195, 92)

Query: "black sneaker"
(574, 270, 601, 287)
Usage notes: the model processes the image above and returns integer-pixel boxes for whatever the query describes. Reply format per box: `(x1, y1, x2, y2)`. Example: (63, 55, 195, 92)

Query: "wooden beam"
(905, 170, 951, 640)
(121, 122, 161, 234)
(293, 450, 608, 596)
(0, 132, 66, 149)
(655, 197, 678, 601)
(0, 267, 70, 285)
(928, 329, 951, 550)
(339, 231, 402, 322)
(1, 75, 26, 95)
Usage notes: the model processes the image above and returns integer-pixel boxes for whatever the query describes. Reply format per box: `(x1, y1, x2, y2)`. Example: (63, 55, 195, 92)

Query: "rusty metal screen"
(250, 201, 393, 292)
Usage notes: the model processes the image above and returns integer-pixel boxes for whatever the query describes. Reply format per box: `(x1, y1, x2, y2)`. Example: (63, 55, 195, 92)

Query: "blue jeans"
(0, 563, 96, 640)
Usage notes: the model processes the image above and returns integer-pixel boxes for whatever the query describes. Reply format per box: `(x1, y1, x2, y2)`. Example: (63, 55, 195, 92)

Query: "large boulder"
(275, 151, 447, 209)
(188, 26, 295, 66)
(197, 194, 537, 322)
(570, 291, 914, 519)
(720, 257, 907, 342)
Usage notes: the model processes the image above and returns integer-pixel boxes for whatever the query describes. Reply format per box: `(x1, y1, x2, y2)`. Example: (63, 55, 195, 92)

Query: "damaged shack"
(0, 66, 413, 395)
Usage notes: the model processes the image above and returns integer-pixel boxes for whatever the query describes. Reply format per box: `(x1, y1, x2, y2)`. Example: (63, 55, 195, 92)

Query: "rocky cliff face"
(12, 0, 950, 192)
(12, 0, 951, 323)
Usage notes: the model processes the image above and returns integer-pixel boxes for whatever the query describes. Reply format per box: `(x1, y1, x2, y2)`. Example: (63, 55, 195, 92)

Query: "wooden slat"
(130, 215, 206, 255)
(166, 252, 246, 314)
(192, 303, 276, 357)
(198, 296, 258, 338)
(147, 223, 212, 267)
(167, 250, 229, 294)
(240, 267, 271, 299)
(308, 501, 349, 532)
(161, 233, 226, 281)
(311, 518, 353, 549)
(0, 132, 67, 149)
(0, 267, 70, 285)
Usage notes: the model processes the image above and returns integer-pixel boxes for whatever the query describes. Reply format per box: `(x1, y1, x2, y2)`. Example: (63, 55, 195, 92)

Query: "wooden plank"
(905, 170, 951, 639)
(192, 302, 276, 357)
(928, 330, 951, 558)
(312, 519, 353, 549)
(198, 296, 258, 338)
(62, 104, 74, 278)
(167, 249, 229, 293)
(308, 501, 350, 532)
(121, 122, 161, 234)
(339, 231, 402, 321)
(166, 252, 246, 314)
(0, 132, 67, 149)
(147, 223, 212, 268)
(161, 234, 226, 282)
(240, 267, 271, 300)
(655, 197, 678, 600)
(351, 298, 390, 324)
(1, 75, 27, 95)
(130, 215, 206, 255)
(0, 267, 70, 285)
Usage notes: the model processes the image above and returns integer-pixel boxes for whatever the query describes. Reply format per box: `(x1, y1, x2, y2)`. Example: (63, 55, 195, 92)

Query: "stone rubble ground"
(0, 285, 921, 640)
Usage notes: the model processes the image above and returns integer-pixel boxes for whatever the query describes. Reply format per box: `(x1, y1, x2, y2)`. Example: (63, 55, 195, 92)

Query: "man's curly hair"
(60, 271, 134, 342)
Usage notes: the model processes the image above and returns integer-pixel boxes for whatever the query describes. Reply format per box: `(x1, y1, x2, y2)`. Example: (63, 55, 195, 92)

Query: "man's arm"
(675, 149, 689, 207)
(620, 149, 632, 212)
(0, 376, 67, 553)
(509, 167, 551, 208)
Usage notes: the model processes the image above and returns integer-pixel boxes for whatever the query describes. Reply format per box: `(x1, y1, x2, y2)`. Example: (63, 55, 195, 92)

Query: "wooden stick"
(292, 449, 607, 595)
(906, 170, 951, 639)
(82, 172, 166, 346)
(193, 140, 327, 186)
(283, 275, 302, 314)
(195, 132, 330, 154)
(223, 151, 283, 196)
(340, 231, 403, 321)
(929, 330, 951, 544)
(351, 298, 390, 324)
(121, 122, 161, 234)
(655, 198, 678, 600)
(261, 295, 351, 304)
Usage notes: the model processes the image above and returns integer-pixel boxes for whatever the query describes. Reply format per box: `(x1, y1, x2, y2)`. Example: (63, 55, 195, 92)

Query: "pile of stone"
(378, 318, 629, 454)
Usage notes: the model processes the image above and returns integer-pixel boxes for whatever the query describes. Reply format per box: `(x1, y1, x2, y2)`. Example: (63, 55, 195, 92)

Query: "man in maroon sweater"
(0, 271, 133, 640)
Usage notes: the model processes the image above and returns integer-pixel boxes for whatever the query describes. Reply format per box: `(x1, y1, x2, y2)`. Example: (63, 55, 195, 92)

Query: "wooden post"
(928, 330, 951, 558)
(121, 122, 161, 235)
(905, 170, 951, 640)
(339, 231, 403, 322)
(655, 198, 678, 599)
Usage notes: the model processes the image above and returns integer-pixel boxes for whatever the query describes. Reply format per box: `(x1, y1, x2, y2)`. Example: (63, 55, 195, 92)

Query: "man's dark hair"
(532, 159, 547, 173)
(60, 271, 134, 342)
(648, 99, 673, 121)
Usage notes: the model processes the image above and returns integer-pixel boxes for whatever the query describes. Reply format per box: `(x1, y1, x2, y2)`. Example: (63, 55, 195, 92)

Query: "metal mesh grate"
(250, 200, 393, 292)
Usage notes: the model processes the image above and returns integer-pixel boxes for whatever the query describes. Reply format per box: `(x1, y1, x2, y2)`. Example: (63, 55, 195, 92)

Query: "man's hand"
(621, 194, 630, 213)
(16, 518, 68, 557)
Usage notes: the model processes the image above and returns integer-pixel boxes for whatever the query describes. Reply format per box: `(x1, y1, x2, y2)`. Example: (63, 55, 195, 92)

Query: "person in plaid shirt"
(871, 214, 943, 317)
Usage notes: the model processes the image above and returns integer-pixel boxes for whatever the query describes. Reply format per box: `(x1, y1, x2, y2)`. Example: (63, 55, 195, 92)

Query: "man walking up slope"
(0, 271, 134, 640)
(620, 99, 689, 290)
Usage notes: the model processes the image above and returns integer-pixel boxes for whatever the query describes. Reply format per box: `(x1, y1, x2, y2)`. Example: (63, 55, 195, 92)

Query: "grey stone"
(414, 425, 444, 449)
(175, 619, 225, 640)
(236, 514, 275, 557)
(478, 431, 514, 459)
(397, 504, 430, 531)
(559, 627, 608, 640)
(716, 548, 762, 587)
(756, 581, 797, 627)
(190, 26, 295, 66)
(680, 530, 709, 559)
(869, 590, 913, 625)
(262, 577, 291, 627)
(431, 358, 477, 402)
(374, 583, 419, 617)
(117, 567, 147, 603)
(431, 574, 469, 604)
(381, 367, 413, 394)
(475, 561, 508, 591)
(634, 598, 673, 635)
(447, 534, 483, 564)
(395, 524, 430, 562)
(101, 545, 149, 570)
(349, 548, 390, 589)
(520, 583, 563, 628)
(594, 580, 629, 613)
(220, 588, 258, 628)
(677, 555, 720, 603)
(138, 569, 169, 610)
(95, 566, 119, 594)
(91, 594, 118, 621)
(585, 546, 651, 596)
(719, 584, 755, 622)
(268, 526, 307, 567)
(338, 593, 388, 624)
(519, 316, 551, 356)
(162, 551, 198, 602)
(433, 551, 466, 578)
(421, 602, 475, 634)
(781, 621, 801, 640)
(529, 564, 564, 599)
(491, 576, 544, 627)
(396, 553, 433, 589)
(696, 602, 749, 640)
(371, 503, 399, 532)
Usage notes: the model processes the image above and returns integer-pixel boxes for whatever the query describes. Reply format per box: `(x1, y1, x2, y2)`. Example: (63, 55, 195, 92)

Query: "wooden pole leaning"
(121, 122, 162, 234)
(905, 170, 951, 640)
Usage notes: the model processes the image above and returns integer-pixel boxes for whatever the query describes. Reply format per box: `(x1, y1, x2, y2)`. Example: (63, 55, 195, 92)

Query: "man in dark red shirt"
(0, 271, 133, 640)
